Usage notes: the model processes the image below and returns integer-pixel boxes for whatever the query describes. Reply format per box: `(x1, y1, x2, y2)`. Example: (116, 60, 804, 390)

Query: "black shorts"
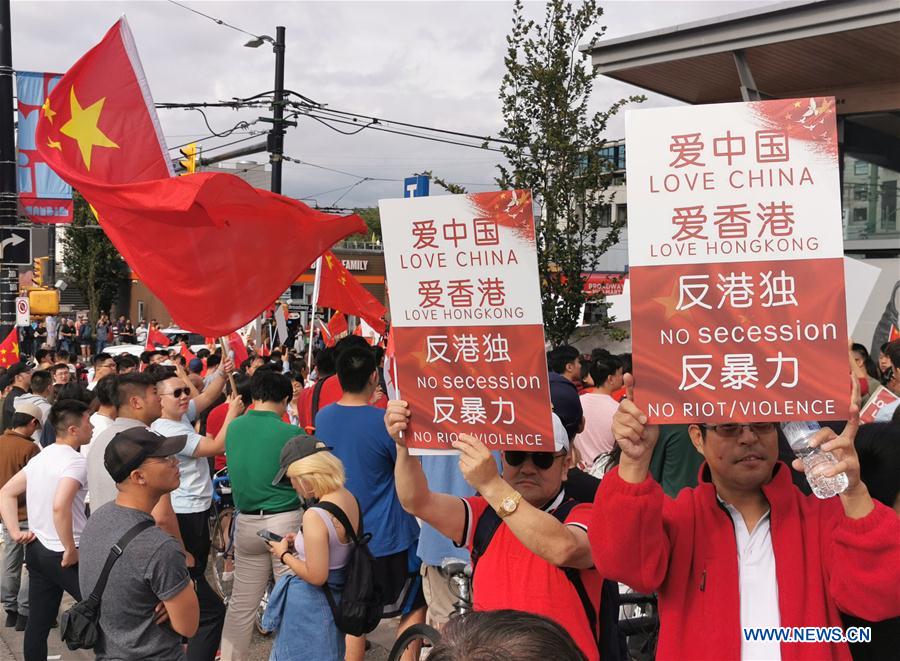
(374, 545, 425, 618)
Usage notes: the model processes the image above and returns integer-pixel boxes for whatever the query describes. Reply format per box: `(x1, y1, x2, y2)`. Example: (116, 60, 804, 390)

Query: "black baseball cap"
(271, 435, 333, 486)
(104, 427, 187, 483)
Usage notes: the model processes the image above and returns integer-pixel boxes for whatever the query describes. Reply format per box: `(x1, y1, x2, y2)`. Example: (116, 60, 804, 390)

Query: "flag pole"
(307, 255, 323, 371)
(218, 336, 238, 394)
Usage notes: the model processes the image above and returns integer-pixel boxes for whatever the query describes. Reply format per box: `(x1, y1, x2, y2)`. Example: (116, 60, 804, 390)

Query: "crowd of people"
(0, 322, 897, 661)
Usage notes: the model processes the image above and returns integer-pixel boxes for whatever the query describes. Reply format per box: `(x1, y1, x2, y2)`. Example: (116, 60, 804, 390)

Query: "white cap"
(551, 413, 569, 453)
(12, 400, 43, 427)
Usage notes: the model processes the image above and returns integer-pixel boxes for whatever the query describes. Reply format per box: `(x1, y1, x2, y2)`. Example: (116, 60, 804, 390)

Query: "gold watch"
(496, 490, 522, 518)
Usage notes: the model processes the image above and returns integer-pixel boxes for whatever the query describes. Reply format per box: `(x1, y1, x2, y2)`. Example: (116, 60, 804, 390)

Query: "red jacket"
(590, 463, 900, 660)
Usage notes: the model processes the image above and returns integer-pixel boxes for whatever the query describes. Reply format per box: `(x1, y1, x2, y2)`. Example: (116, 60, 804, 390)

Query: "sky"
(11, 0, 784, 209)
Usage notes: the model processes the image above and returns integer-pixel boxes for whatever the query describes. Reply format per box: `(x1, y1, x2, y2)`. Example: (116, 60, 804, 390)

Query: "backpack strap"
(308, 376, 331, 433)
(470, 496, 602, 654)
(86, 519, 155, 604)
(311, 499, 363, 544)
(470, 506, 503, 572)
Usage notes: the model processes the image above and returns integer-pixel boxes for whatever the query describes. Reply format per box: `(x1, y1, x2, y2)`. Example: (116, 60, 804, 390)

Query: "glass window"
(593, 205, 612, 228)
(853, 160, 869, 176)
(616, 205, 628, 224)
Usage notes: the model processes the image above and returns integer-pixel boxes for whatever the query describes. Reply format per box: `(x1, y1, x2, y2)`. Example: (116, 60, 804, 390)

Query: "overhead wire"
(165, 0, 262, 40)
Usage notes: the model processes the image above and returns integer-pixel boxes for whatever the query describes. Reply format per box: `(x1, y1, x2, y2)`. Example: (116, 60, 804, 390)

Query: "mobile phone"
(256, 529, 283, 543)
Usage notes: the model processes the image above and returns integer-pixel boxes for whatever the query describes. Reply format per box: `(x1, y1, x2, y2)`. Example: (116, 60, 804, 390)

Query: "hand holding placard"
(385, 400, 411, 446)
(614, 374, 660, 484)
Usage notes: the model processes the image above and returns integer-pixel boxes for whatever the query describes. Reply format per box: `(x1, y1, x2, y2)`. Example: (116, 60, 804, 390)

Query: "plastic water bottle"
(781, 421, 848, 499)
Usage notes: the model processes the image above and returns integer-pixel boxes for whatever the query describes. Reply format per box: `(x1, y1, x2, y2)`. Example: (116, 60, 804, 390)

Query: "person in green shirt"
(648, 425, 704, 498)
(221, 368, 304, 660)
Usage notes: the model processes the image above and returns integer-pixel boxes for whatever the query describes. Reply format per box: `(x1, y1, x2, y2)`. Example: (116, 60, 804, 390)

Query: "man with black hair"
(79, 429, 199, 659)
(151, 362, 242, 661)
(1, 363, 31, 431)
(220, 370, 302, 660)
(87, 352, 116, 391)
(115, 352, 140, 374)
(14, 370, 52, 443)
(34, 349, 54, 371)
(298, 337, 386, 433)
(0, 402, 41, 630)
(547, 346, 584, 443)
(89, 374, 118, 438)
(315, 345, 424, 661)
(50, 362, 71, 385)
(0, 398, 92, 661)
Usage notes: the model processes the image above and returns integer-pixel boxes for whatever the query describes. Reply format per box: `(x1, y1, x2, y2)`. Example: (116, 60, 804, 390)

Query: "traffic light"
(179, 143, 198, 174)
(33, 256, 49, 287)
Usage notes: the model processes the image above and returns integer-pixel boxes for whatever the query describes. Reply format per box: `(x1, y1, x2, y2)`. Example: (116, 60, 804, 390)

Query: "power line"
(165, 0, 261, 40)
(282, 155, 399, 182)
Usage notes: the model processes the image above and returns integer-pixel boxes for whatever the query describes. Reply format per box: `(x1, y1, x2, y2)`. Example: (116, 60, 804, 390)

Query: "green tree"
(353, 207, 382, 242)
(60, 193, 128, 322)
(494, 0, 642, 345)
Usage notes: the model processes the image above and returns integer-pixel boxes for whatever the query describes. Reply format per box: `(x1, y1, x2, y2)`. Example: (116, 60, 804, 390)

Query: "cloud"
(12, 0, 775, 208)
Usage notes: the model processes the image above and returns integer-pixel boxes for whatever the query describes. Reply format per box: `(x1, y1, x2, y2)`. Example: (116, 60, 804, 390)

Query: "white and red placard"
(627, 97, 848, 423)
(379, 190, 554, 454)
(859, 386, 899, 425)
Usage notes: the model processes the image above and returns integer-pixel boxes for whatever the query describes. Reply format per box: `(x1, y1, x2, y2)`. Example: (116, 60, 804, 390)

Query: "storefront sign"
(380, 190, 553, 453)
(627, 97, 847, 423)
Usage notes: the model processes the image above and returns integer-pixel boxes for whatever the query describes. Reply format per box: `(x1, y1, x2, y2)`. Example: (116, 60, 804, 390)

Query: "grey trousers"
(1, 521, 29, 616)
(220, 510, 301, 660)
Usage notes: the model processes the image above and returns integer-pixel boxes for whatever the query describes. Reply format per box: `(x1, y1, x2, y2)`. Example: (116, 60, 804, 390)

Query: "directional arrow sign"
(0, 228, 31, 265)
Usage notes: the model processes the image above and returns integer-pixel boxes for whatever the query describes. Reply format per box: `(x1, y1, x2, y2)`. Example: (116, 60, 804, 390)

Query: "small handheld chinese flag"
(327, 312, 349, 341)
(35, 19, 365, 337)
(0, 329, 20, 367)
(890, 325, 900, 343)
(180, 342, 196, 363)
(317, 251, 387, 334)
(224, 332, 249, 366)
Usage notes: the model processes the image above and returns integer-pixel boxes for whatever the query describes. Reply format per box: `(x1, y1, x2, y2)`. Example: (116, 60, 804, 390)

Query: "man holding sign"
(385, 404, 602, 661)
(591, 375, 900, 660)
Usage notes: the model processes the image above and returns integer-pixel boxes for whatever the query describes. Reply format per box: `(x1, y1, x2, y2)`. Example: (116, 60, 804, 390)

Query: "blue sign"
(403, 175, 430, 198)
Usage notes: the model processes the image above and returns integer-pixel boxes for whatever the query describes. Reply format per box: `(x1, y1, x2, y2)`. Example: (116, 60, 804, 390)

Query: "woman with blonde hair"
(263, 436, 360, 660)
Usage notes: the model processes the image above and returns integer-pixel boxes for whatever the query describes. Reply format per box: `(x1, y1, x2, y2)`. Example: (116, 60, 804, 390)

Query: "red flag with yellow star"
(316, 251, 387, 334)
(35, 19, 365, 337)
(0, 329, 20, 368)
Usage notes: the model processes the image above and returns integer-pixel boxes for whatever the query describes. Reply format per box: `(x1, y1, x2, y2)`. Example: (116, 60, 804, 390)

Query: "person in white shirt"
(84, 375, 117, 459)
(0, 398, 92, 661)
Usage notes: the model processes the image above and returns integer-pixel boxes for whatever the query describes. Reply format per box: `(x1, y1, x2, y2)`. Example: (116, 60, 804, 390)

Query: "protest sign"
(627, 97, 848, 423)
(859, 386, 899, 425)
(379, 190, 553, 454)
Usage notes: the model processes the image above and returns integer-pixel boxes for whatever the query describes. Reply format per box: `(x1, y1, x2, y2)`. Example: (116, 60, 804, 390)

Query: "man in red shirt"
(385, 403, 602, 661)
(592, 375, 900, 660)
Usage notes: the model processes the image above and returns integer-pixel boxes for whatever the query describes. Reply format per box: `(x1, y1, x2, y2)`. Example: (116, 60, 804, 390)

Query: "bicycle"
(617, 589, 659, 661)
(209, 469, 274, 636)
(387, 557, 472, 661)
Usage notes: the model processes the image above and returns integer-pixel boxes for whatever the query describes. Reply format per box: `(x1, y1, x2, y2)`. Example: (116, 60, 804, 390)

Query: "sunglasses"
(163, 387, 191, 398)
(503, 450, 566, 470)
(701, 423, 777, 438)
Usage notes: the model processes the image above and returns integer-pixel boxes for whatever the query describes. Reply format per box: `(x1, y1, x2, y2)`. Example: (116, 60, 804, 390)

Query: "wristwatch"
(496, 490, 522, 518)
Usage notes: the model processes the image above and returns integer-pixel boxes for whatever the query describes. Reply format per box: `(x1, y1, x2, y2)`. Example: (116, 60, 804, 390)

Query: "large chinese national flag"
(35, 19, 365, 336)
(317, 251, 387, 334)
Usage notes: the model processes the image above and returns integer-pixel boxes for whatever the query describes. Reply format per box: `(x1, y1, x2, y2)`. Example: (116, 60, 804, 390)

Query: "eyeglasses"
(144, 455, 178, 466)
(503, 450, 566, 470)
(702, 423, 777, 438)
(162, 387, 191, 398)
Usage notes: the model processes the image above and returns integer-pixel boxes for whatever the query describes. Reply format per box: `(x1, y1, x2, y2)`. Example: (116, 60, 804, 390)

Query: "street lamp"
(244, 28, 285, 194)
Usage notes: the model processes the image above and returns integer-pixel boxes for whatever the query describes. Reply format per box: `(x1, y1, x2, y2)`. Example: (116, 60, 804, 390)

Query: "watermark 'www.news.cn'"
(743, 627, 872, 644)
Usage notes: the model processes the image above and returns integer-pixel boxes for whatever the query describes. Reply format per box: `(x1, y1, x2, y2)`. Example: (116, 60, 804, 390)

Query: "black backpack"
(471, 497, 627, 661)
(311, 500, 383, 636)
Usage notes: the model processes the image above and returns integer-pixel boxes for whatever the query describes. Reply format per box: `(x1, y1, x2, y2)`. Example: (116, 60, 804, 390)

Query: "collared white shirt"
(719, 497, 781, 661)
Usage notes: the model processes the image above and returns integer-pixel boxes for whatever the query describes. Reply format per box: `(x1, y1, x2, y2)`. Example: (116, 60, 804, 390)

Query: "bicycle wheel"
(211, 549, 234, 603)
(387, 623, 441, 661)
(255, 579, 275, 636)
(211, 507, 233, 554)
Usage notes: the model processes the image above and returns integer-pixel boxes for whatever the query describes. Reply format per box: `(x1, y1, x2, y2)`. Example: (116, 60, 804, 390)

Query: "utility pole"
(0, 0, 18, 339)
(269, 26, 285, 194)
